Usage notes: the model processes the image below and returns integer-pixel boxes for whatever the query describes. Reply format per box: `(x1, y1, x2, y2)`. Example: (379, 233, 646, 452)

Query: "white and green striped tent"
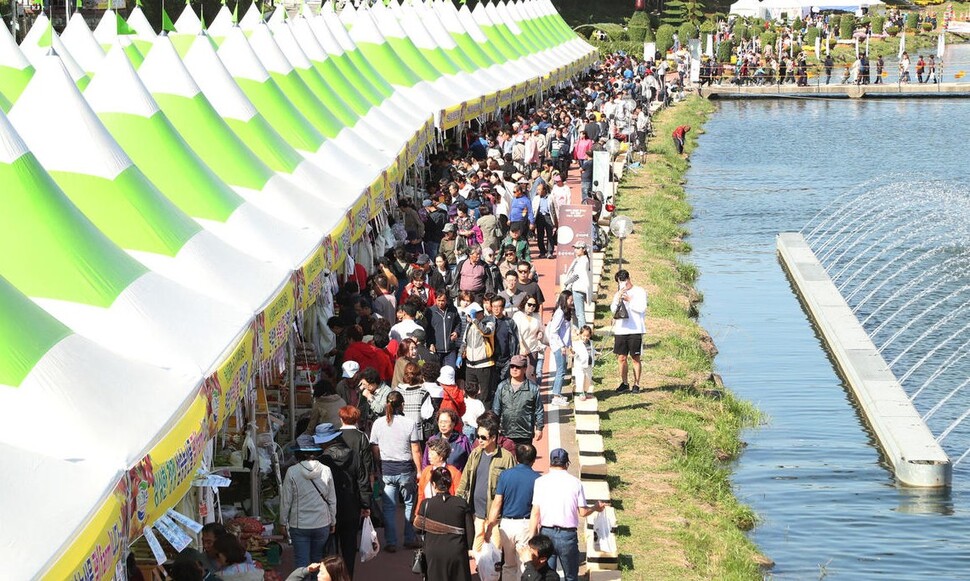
(0, 1, 595, 577)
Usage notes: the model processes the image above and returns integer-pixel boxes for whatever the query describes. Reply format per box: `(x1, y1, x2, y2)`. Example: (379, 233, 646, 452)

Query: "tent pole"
(287, 333, 296, 444)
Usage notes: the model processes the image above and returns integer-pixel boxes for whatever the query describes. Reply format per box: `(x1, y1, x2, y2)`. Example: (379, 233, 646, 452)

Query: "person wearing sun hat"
(529, 448, 608, 581)
(280, 435, 337, 568)
(562, 240, 593, 328)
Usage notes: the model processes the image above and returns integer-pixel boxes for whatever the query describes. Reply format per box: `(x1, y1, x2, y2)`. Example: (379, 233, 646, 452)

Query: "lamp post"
(610, 215, 635, 266)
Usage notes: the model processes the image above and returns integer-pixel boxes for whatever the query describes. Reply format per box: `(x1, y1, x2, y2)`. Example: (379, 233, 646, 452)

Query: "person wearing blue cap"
(529, 448, 608, 581)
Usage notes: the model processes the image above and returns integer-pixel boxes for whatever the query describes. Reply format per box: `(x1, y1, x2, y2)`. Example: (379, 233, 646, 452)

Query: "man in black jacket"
(314, 423, 371, 576)
(486, 296, 520, 396)
(426, 291, 460, 367)
(492, 355, 543, 446)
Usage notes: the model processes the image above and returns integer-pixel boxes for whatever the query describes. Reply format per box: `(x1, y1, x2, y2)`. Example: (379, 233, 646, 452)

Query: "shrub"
(760, 30, 777, 49)
(839, 15, 854, 38)
(656, 23, 677, 54)
(750, 17, 764, 29)
(905, 12, 919, 31)
(886, 24, 900, 36)
(804, 26, 819, 44)
(792, 16, 803, 32)
(645, 22, 656, 41)
(871, 15, 885, 34)
(734, 23, 749, 40)
(628, 11, 650, 42)
(716, 37, 734, 62)
(679, 21, 698, 40)
(699, 19, 716, 34)
(921, 21, 934, 31)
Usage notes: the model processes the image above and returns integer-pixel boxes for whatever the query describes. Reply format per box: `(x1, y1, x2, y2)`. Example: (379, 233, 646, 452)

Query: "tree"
(760, 30, 778, 50)
(662, 0, 706, 27)
(871, 15, 885, 35)
(656, 23, 677, 54)
(716, 37, 734, 62)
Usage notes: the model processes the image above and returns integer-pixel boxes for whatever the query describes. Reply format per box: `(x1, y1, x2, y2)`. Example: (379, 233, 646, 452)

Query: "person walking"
(460, 301, 497, 403)
(562, 241, 593, 329)
(513, 294, 547, 385)
(484, 444, 543, 581)
(413, 467, 475, 581)
(529, 449, 608, 581)
(280, 436, 337, 568)
(492, 355, 544, 446)
(314, 423, 371, 577)
(546, 291, 574, 407)
(531, 182, 559, 259)
(456, 414, 517, 552)
(612, 269, 648, 394)
(824, 54, 833, 84)
(369, 391, 423, 553)
(875, 55, 885, 84)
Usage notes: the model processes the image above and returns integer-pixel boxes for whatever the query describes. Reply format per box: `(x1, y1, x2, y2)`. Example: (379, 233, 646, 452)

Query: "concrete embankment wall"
(777, 232, 951, 488)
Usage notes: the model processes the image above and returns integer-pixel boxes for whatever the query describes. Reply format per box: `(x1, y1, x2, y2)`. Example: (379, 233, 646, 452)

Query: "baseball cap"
(466, 302, 483, 317)
(550, 448, 570, 466)
(510, 354, 528, 368)
(342, 360, 360, 378)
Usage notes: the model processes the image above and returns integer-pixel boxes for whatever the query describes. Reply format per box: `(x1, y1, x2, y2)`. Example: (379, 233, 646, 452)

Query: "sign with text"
(555, 204, 594, 282)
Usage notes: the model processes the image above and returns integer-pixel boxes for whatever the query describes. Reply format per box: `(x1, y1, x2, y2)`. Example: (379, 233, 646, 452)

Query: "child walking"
(573, 325, 596, 400)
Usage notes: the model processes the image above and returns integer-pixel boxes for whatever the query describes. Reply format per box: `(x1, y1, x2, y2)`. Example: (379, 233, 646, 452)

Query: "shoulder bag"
(613, 296, 630, 320)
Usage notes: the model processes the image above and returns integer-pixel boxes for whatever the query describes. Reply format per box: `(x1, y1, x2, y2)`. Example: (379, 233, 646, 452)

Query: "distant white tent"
(730, 0, 765, 18)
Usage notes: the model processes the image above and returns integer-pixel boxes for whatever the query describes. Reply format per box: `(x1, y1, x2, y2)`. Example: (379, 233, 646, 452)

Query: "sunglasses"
(510, 364, 526, 369)
(477, 434, 490, 441)
(526, 302, 538, 307)
(518, 269, 530, 273)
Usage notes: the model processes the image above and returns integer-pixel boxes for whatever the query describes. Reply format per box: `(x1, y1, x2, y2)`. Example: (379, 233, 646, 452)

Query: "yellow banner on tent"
(381, 169, 393, 205)
(257, 278, 296, 363)
(350, 193, 370, 242)
(402, 133, 418, 166)
(369, 177, 384, 219)
(46, 485, 126, 581)
(527, 78, 540, 96)
(210, 327, 255, 432)
(387, 158, 401, 186)
(498, 87, 513, 108)
(512, 82, 527, 102)
(482, 91, 499, 115)
(423, 116, 435, 145)
(321, 231, 339, 267)
(463, 97, 483, 122)
(331, 216, 351, 271)
(297, 244, 328, 313)
(440, 102, 465, 130)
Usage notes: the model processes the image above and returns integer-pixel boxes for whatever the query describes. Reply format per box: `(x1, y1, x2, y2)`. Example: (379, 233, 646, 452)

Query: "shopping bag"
(474, 541, 502, 581)
(593, 509, 616, 554)
(360, 516, 380, 563)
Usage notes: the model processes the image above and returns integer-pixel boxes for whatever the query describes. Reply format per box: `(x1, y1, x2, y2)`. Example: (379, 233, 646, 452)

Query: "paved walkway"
(354, 167, 587, 580)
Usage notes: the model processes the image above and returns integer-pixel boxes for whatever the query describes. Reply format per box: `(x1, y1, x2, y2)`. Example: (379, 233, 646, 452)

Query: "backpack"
(419, 390, 440, 442)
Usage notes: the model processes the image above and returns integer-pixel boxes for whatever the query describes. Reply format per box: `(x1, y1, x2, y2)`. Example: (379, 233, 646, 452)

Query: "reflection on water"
(686, 98, 970, 578)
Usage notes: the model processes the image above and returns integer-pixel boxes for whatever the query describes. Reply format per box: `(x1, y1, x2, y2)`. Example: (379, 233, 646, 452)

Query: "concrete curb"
(777, 232, 951, 488)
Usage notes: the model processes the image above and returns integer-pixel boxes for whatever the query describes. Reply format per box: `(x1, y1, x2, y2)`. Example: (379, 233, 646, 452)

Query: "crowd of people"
(140, 52, 656, 581)
(697, 12, 945, 87)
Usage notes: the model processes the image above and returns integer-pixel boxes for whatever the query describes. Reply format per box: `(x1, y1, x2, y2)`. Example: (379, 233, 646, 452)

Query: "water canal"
(684, 86, 970, 577)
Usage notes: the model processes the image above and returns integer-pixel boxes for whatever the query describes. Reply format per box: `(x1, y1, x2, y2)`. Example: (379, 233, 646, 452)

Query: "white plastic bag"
(360, 516, 380, 563)
(474, 541, 501, 581)
(593, 509, 616, 553)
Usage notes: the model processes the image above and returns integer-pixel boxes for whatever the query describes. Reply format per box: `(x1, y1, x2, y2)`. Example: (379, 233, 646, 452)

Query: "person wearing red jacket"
(401, 270, 436, 307)
(342, 326, 393, 382)
(672, 125, 691, 155)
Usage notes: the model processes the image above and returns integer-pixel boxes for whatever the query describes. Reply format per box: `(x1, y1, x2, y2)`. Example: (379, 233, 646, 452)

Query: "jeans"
(572, 290, 587, 329)
(381, 472, 417, 547)
(541, 526, 580, 581)
(291, 526, 331, 568)
(552, 348, 567, 397)
(424, 241, 439, 261)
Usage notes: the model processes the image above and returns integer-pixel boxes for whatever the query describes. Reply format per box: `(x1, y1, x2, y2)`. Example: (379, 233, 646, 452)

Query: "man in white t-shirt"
(529, 448, 607, 581)
(610, 269, 648, 394)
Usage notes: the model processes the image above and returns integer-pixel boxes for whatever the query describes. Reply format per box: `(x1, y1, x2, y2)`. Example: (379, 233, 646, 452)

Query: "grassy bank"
(592, 96, 767, 580)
